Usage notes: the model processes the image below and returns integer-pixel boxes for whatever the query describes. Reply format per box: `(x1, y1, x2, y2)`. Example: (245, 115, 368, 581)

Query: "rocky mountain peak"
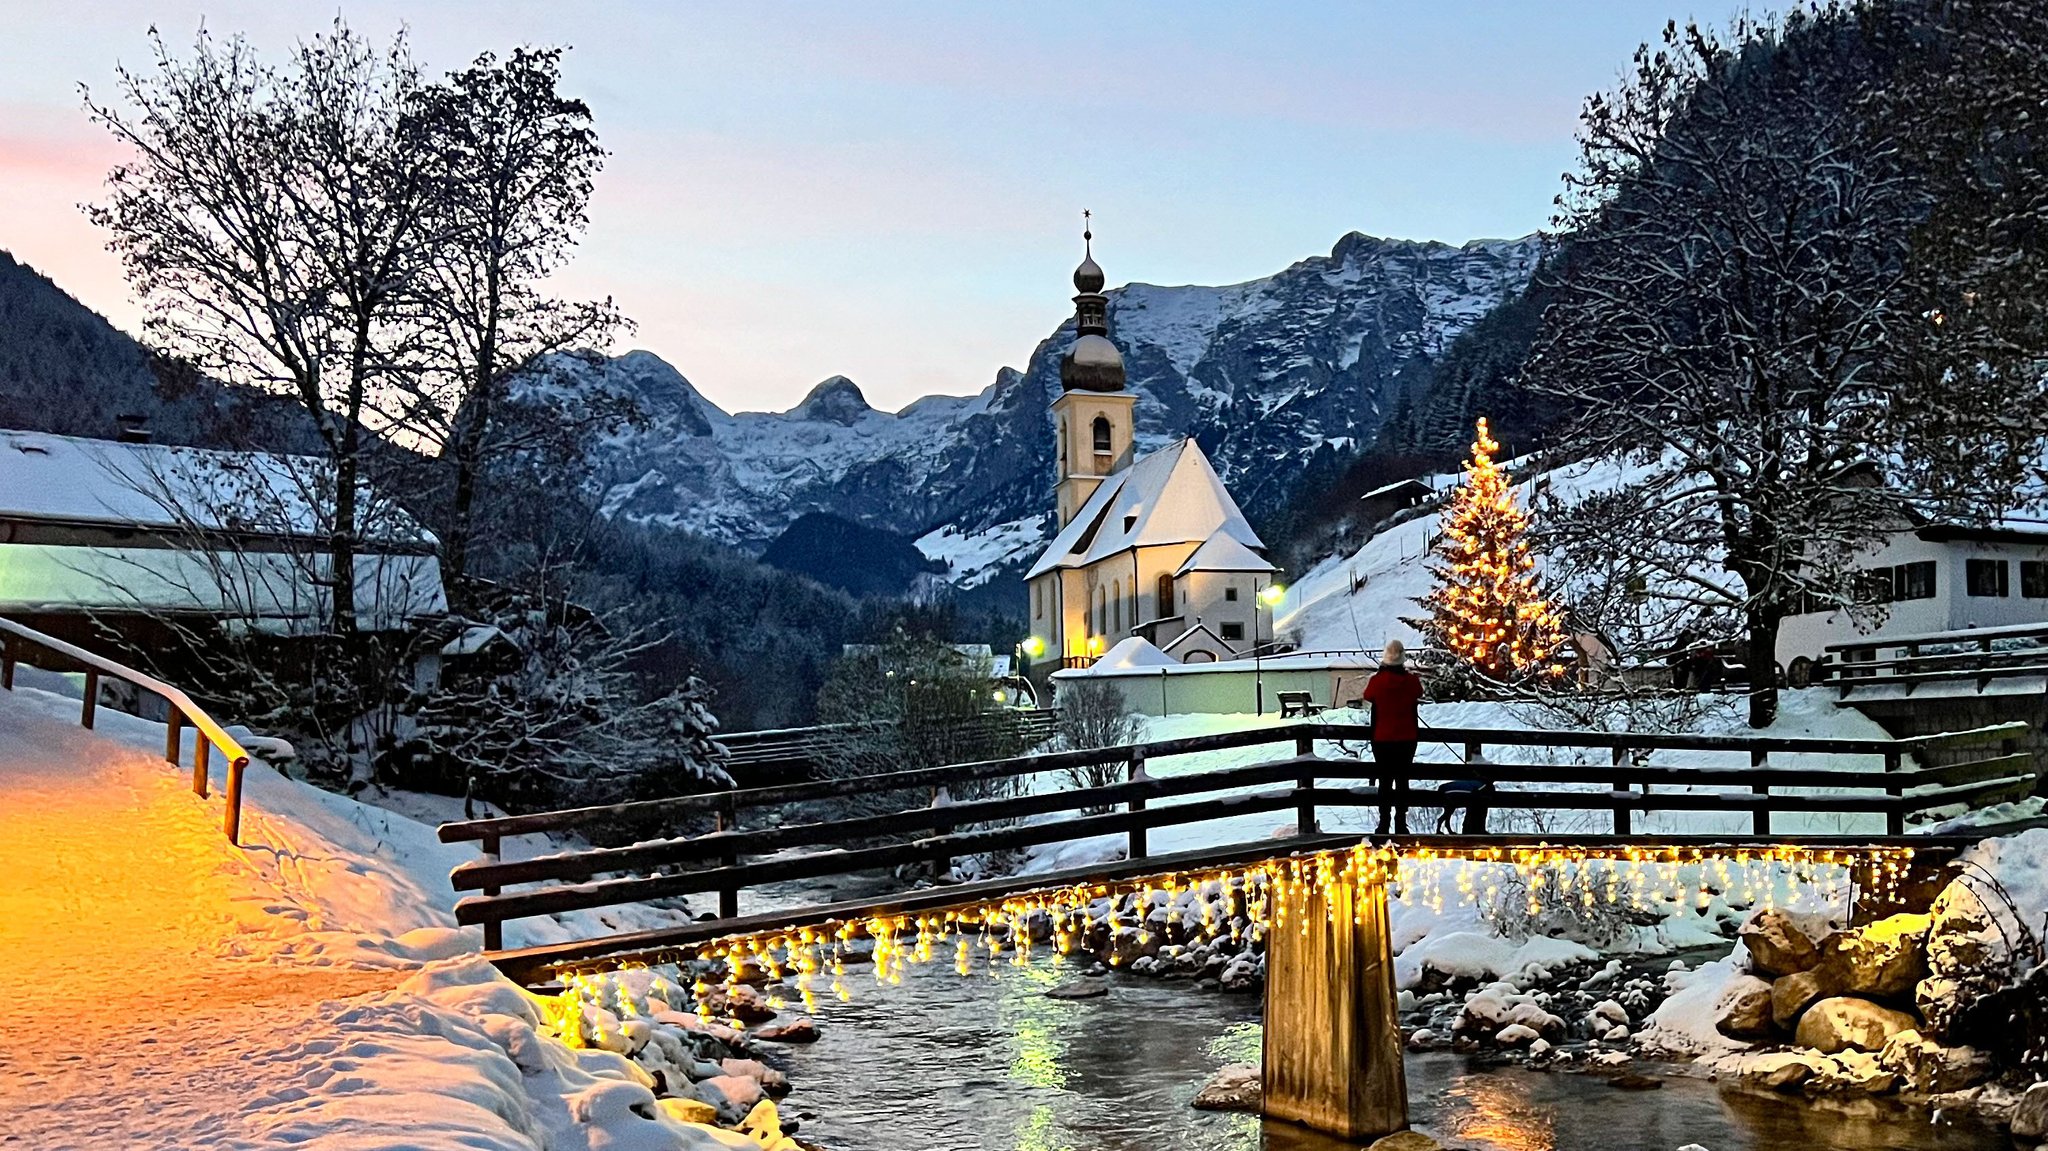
(792, 376, 872, 426)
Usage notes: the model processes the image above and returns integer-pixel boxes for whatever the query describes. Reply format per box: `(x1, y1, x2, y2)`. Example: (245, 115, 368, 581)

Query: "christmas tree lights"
(1419, 417, 1566, 681)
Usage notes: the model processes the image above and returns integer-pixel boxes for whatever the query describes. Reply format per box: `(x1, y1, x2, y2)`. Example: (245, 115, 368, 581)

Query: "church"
(1024, 228, 1280, 669)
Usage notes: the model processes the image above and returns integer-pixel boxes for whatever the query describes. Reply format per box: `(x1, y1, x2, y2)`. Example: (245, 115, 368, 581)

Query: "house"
(0, 428, 446, 652)
(1777, 518, 2048, 682)
(1023, 229, 1280, 669)
(1357, 477, 1435, 529)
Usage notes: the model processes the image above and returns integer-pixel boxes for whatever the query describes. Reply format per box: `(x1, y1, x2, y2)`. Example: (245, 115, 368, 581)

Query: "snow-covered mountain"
(577, 232, 1543, 586)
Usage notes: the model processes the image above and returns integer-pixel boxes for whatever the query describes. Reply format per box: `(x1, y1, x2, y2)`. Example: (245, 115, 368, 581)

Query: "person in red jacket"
(1361, 639, 1423, 834)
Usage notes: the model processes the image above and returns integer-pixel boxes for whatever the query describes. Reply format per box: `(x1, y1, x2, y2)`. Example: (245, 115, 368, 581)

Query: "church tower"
(1051, 213, 1137, 527)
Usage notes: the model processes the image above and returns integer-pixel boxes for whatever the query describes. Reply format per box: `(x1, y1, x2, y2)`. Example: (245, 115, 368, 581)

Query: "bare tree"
(408, 47, 627, 588)
(1525, 11, 2040, 726)
(1052, 677, 1144, 801)
(85, 21, 440, 634)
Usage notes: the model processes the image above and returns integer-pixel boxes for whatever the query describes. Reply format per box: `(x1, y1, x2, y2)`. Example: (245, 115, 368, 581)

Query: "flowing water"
(771, 961, 2004, 1151)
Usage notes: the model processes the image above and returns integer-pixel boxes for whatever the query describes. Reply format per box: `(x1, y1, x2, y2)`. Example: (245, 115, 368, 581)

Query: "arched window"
(1156, 573, 1175, 617)
(1111, 580, 1122, 632)
(1096, 587, 1107, 635)
(1130, 582, 1138, 627)
(1092, 416, 1112, 454)
(1057, 423, 1068, 470)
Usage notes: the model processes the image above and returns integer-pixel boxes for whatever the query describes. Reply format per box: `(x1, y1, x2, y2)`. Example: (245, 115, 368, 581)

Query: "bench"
(1277, 691, 1323, 718)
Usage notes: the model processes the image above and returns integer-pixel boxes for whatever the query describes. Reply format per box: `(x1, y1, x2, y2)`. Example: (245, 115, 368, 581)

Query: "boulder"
(2013, 1082, 2048, 1140)
(1874, 1029, 1994, 1094)
(691, 1073, 765, 1123)
(1508, 1001, 1566, 1040)
(1740, 909, 1821, 976)
(1794, 997, 1918, 1055)
(1495, 1024, 1541, 1046)
(1819, 913, 1931, 1000)
(1713, 975, 1775, 1040)
(753, 1018, 818, 1043)
(1191, 1063, 1261, 1112)
(1366, 1133, 1441, 1151)
(655, 1096, 719, 1124)
(1741, 1052, 1820, 1092)
(1771, 968, 1838, 1031)
(1046, 979, 1110, 1001)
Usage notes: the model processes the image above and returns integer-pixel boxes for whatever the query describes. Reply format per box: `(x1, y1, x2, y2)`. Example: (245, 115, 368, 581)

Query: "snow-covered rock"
(1821, 913, 1930, 999)
(1794, 997, 1918, 1054)
(1875, 1029, 1995, 1094)
(1711, 975, 1775, 1040)
(1740, 908, 1820, 977)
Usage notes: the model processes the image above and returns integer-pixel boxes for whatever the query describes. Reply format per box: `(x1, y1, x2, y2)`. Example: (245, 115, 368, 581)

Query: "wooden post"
(80, 670, 98, 729)
(1884, 748, 1905, 836)
(1462, 741, 1487, 834)
(1609, 744, 1630, 834)
(0, 636, 12, 690)
(1295, 732, 1318, 835)
(1751, 747, 1769, 836)
(930, 785, 955, 879)
(481, 833, 504, 951)
(166, 708, 185, 772)
(224, 757, 247, 847)
(716, 794, 740, 918)
(193, 737, 212, 798)
(1127, 748, 1148, 860)
(1263, 870, 1408, 1140)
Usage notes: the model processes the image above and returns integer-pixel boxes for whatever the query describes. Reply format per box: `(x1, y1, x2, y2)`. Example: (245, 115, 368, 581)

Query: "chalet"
(1356, 477, 1435, 529)
(0, 429, 445, 651)
(1778, 518, 2048, 684)
(1023, 230, 1280, 669)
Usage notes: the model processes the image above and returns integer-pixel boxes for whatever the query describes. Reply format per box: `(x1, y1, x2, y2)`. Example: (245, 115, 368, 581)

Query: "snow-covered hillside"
(566, 233, 1541, 576)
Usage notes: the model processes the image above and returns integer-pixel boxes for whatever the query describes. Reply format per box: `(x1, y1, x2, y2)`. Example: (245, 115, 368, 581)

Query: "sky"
(0, 2, 1714, 414)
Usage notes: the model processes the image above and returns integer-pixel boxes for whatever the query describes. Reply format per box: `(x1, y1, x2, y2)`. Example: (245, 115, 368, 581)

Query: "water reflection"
(774, 961, 2000, 1151)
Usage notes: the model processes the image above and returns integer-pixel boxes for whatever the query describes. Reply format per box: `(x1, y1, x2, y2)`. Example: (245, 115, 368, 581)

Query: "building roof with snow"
(1026, 437, 1265, 579)
(0, 429, 445, 626)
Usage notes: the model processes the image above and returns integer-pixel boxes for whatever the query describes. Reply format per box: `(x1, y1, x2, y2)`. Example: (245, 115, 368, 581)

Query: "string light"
(527, 842, 1918, 1019)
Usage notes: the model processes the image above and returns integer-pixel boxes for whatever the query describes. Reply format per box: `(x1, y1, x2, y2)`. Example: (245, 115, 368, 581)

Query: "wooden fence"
(439, 719, 2034, 951)
(718, 711, 1059, 785)
(1818, 623, 2048, 697)
(0, 615, 254, 843)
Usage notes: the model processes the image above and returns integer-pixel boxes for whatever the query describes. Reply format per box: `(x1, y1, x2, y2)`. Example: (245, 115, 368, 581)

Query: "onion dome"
(1059, 212, 1125, 392)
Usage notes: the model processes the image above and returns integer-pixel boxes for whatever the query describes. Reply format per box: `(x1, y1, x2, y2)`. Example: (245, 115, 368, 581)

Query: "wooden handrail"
(0, 616, 254, 845)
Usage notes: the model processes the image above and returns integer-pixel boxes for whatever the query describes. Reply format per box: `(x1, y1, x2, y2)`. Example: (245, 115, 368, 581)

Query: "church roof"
(1025, 437, 1265, 578)
(1175, 532, 1276, 576)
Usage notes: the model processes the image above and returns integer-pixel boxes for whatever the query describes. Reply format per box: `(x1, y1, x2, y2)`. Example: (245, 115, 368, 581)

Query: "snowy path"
(0, 693, 395, 1149)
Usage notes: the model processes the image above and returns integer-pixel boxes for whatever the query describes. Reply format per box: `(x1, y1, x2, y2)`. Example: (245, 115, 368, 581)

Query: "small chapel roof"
(1175, 532, 1276, 576)
(1025, 437, 1265, 578)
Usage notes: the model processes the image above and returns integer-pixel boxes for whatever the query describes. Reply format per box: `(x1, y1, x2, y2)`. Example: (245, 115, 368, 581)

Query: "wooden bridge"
(437, 716, 2039, 1142)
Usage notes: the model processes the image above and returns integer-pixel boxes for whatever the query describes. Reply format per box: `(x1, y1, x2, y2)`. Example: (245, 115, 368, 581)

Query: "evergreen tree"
(1416, 418, 1563, 682)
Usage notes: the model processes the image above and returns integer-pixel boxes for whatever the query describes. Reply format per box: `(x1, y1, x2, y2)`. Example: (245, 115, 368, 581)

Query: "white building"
(0, 428, 445, 635)
(1023, 230, 1279, 669)
(1778, 519, 2048, 679)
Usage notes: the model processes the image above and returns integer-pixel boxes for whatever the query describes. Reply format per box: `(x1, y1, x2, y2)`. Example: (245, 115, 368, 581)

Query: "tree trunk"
(1745, 608, 1780, 729)
(331, 441, 360, 635)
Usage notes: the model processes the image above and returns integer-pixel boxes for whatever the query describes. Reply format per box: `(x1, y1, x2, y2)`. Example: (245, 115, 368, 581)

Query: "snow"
(914, 514, 1048, 587)
(1394, 932, 1597, 990)
(1637, 952, 1751, 1057)
(0, 682, 775, 1151)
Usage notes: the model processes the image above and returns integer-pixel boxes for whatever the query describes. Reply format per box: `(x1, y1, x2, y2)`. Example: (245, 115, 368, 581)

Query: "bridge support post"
(1262, 870, 1407, 1140)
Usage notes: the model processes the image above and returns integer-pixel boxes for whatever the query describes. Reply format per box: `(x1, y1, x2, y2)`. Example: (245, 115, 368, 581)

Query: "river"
(770, 960, 2003, 1151)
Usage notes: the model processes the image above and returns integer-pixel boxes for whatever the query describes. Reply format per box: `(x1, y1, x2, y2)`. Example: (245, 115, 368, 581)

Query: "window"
(1224, 586, 1239, 602)
(1111, 580, 1122, 631)
(1893, 560, 1937, 601)
(1967, 558, 2010, 598)
(1156, 574, 1176, 617)
(1092, 416, 1112, 454)
(1033, 582, 1042, 620)
(2025, 560, 2048, 599)
(1220, 622, 1245, 641)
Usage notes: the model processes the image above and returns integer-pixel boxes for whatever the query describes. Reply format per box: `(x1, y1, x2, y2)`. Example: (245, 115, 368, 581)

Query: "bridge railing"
(0, 615, 254, 844)
(438, 719, 2034, 952)
(1819, 622, 2048, 696)
(718, 711, 1059, 785)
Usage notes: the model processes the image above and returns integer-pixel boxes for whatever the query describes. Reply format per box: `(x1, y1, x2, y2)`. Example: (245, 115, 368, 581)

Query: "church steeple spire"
(1060, 211, 1125, 392)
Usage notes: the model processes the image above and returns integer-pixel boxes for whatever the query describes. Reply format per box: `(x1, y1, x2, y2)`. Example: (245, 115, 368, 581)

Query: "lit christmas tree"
(1418, 418, 1565, 682)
